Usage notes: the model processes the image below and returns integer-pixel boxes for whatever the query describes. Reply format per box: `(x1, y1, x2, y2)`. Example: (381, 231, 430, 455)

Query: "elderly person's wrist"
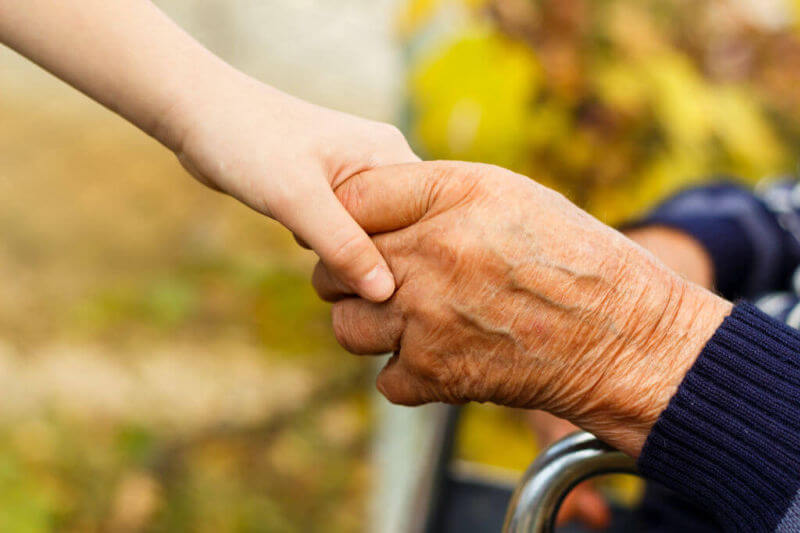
(574, 274, 732, 458)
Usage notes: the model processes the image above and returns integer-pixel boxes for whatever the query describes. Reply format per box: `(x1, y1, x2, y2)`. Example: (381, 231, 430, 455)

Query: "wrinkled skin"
(528, 224, 715, 528)
(314, 161, 731, 456)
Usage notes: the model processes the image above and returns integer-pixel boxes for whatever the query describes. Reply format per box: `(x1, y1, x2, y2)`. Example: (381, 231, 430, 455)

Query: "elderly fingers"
(376, 354, 429, 406)
(331, 298, 404, 355)
(312, 260, 353, 302)
(333, 161, 486, 234)
(334, 163, 432, 234)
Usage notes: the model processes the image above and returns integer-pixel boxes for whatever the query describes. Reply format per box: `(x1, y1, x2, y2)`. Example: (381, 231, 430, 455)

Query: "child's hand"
(163, 74, 418, 302)
(0, 0, 718, 349)
(0, 0, 417, 303)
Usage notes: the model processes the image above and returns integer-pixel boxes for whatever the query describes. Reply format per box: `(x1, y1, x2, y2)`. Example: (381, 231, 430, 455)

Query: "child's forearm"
(0, 0, 254, 149)
(1, 0, 416, 302)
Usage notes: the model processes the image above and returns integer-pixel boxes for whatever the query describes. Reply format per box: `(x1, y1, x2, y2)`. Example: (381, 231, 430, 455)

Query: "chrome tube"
(502, 431, 637, 533)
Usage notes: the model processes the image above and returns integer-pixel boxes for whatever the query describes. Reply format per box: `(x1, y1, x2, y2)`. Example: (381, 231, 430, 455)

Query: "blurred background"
(2, 0, 800, 531)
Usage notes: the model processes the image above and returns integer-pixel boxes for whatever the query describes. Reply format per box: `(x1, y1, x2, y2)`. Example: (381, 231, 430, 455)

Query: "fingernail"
(361, 265, 395, 301)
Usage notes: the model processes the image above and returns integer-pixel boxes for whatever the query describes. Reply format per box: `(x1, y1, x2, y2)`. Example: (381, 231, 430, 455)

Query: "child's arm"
(0, 0, 415, 301)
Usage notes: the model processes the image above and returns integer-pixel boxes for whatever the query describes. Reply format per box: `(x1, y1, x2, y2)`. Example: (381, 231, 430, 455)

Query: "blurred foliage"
(455, 405, 536, 471)
(0, 86, 367, 532)
(404, 0, 800, 223)
(72, 259, 335, 356)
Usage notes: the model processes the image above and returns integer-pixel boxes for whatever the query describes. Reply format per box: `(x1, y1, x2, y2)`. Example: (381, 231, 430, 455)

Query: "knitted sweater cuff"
(638, 302, 800, 531)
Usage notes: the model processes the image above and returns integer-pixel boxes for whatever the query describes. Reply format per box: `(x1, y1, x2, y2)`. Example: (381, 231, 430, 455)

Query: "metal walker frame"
(502, 431, 637, 533)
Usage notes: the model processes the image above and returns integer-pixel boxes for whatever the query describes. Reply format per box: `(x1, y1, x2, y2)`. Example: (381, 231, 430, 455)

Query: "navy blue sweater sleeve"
(632, 181, 800, 301)
(638, 303, 800, 532)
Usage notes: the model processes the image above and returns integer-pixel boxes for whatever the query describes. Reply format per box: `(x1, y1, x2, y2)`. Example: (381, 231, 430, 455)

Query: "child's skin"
(0, 0, 417, 301)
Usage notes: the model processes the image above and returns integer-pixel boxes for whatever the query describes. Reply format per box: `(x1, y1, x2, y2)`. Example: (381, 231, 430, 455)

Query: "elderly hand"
(314, 161, 731, 456)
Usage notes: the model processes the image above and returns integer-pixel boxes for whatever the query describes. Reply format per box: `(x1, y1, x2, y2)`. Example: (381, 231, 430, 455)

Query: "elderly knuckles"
(319, 161, 720, 429)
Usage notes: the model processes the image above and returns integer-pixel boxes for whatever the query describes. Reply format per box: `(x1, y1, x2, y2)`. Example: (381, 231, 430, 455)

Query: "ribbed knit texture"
(638, 302, 800, 532)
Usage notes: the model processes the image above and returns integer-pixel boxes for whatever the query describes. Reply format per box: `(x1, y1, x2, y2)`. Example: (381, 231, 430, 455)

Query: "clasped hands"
(313, 161, 732, 457)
